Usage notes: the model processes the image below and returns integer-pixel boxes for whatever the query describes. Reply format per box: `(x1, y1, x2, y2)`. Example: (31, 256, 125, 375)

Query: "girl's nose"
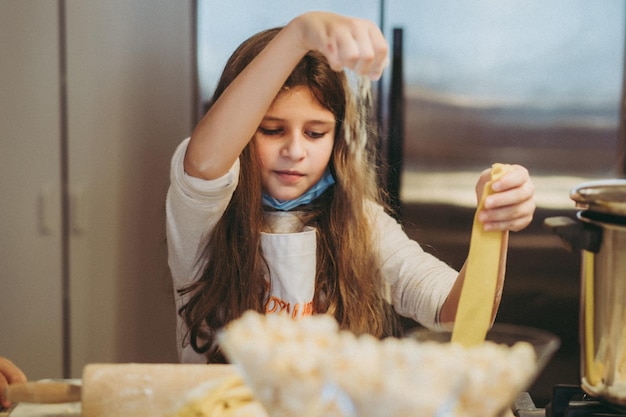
(281, 132, 306, 160)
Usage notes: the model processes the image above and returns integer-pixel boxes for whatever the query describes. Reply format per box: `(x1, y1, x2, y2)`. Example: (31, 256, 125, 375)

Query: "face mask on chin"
(262, 167, 335, 211)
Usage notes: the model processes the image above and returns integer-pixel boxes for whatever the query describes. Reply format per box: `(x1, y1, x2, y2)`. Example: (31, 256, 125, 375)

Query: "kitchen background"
(1, 0, 624, 407)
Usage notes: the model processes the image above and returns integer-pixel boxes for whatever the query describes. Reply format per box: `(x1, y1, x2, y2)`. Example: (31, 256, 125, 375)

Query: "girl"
(166, 12, 535, 363)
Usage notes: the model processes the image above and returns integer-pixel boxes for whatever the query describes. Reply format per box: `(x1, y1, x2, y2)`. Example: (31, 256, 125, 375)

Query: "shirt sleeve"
(370, 202, 458, 330)
(165, 137, 240, 288)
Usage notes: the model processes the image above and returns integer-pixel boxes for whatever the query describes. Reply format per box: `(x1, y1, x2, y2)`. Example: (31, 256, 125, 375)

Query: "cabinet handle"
(37, 184, 54, 235)
(70, 186, 85, 235)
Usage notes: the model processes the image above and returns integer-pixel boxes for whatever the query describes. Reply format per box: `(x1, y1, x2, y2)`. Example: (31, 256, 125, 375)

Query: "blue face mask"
(262, 168, 335, 211)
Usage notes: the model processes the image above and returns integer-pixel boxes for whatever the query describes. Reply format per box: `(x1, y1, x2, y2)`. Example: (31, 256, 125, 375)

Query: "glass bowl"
(220, 312, 561, 417)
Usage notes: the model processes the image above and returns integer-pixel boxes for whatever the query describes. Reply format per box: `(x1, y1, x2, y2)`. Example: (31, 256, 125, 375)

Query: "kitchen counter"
(1, 402, 81, 417)
(1, 397, 527, 417)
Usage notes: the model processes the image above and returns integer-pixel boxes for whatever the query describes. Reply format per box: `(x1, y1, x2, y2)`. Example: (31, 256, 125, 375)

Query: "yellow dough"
(451, 163, 511, 347)
(175, 376, 267, 417)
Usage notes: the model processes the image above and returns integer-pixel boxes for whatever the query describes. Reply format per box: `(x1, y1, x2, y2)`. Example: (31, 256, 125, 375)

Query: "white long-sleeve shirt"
(166, 138, 457, 363)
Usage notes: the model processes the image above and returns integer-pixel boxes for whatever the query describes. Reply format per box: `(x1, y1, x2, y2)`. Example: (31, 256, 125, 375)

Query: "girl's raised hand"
(475, 164, 536, 232)
(288, 12, 389, 80)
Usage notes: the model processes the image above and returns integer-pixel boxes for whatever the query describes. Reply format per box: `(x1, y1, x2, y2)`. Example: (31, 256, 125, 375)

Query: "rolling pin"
(6, 363, 239, 417)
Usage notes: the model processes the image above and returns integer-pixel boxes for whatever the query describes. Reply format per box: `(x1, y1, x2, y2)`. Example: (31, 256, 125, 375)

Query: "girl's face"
(254, 86, 335, 202)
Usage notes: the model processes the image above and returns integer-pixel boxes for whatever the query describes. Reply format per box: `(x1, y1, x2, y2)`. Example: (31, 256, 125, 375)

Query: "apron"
(261, 212, 317, 319)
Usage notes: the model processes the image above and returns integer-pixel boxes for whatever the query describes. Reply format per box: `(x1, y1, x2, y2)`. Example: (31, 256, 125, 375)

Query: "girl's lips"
(274, 170, 305, 184)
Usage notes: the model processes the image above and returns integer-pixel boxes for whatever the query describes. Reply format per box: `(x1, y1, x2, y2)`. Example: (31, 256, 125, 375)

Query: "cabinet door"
(65, 0, 193, 375)
(0, 1, 64, 380)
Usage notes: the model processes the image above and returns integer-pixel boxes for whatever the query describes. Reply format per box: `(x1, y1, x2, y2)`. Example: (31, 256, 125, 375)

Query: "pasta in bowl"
(212, 311, 559, 417)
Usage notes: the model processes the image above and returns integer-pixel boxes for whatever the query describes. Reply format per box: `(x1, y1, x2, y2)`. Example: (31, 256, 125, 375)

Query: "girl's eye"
(259, 127, 282, 136)
(307, 131, 327, 139)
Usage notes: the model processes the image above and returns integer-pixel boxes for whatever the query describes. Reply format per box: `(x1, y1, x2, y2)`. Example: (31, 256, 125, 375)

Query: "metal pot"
(544, 179, 626, 406)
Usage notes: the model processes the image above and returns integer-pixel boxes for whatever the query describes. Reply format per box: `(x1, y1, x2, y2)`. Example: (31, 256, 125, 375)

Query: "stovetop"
(515, 385, 626, 417)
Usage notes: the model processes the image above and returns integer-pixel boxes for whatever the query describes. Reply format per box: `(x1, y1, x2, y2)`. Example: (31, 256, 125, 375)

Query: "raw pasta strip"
(583, 250, 603, 385)
(451, 163, 510, 347)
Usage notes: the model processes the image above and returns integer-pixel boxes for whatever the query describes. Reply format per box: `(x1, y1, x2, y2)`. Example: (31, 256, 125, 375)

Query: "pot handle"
(543, 216, 602, 253)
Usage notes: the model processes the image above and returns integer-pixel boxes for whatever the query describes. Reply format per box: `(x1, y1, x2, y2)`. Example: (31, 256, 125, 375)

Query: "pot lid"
(570, 179, 626, 216)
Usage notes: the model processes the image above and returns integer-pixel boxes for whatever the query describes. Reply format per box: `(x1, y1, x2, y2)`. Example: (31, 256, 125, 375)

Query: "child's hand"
(475, 164, 535, 232)
(288, 12, 389, 80)
(0, 357, 27, 409)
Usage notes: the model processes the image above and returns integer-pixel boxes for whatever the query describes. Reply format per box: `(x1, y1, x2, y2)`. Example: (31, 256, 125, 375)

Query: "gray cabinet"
(1, 0, 194, 379)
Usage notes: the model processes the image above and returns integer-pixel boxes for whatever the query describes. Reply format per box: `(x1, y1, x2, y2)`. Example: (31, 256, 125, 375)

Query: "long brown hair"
(178, 27, 398, 362)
